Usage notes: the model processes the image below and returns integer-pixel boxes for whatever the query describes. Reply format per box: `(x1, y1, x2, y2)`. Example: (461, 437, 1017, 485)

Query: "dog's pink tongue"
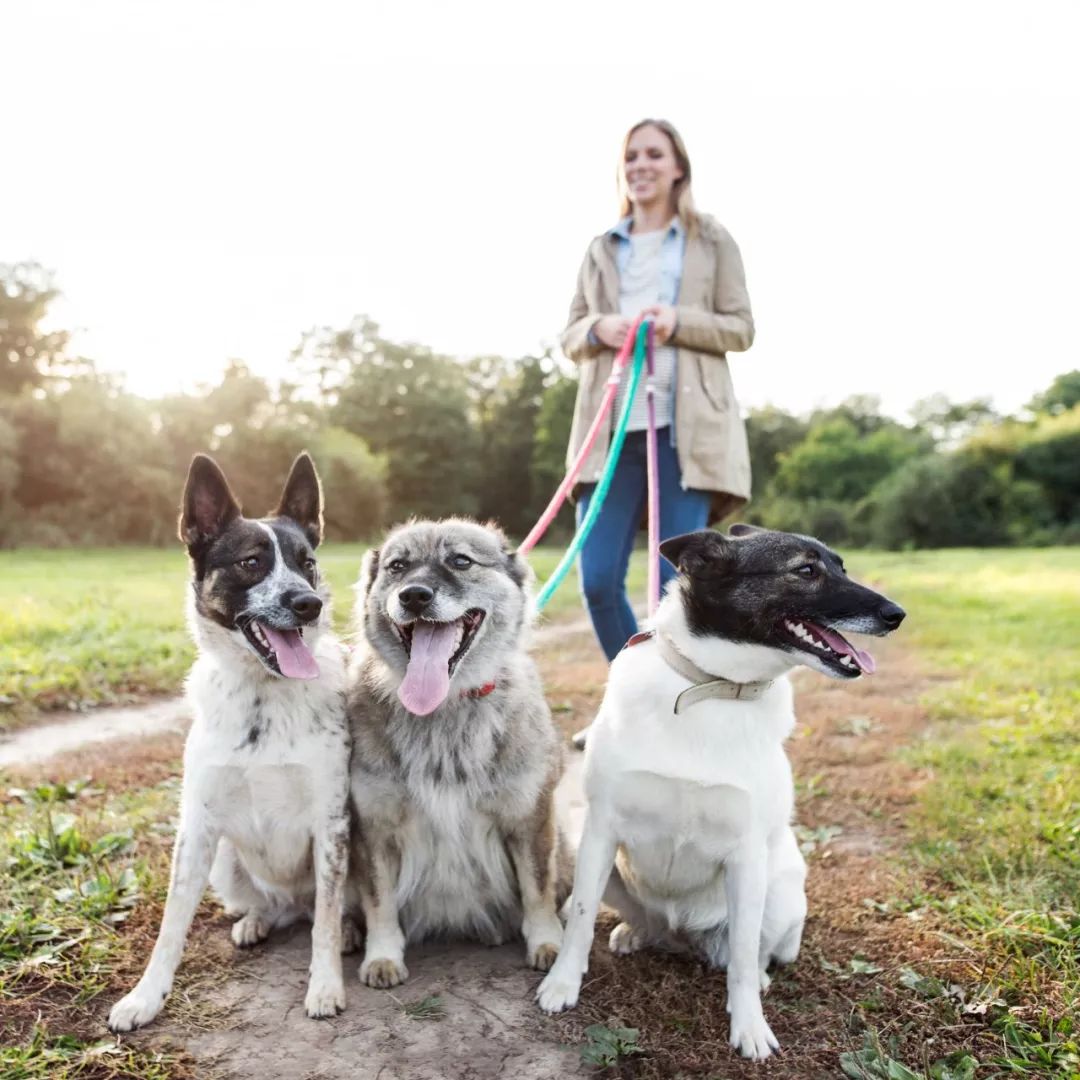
(398, 621, 457, 715)
(815, 625, 876, 674)
(261, 624, 320, 679)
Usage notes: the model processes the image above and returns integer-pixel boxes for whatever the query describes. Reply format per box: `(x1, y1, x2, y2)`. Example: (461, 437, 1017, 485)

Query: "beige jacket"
(561, 214, 754, 522)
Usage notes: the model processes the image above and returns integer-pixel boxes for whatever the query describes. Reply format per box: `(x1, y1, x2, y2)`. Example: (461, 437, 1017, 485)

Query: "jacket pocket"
(695, 354, 729, 413)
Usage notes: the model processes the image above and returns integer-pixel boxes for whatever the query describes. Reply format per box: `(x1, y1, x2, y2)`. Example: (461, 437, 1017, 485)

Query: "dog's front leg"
(725, 840, 780, 1060)
(306, 799, 349, 1017)
(507, 778, 563, 971)
(108, 814, 218, 1032)
(535, 808, 616, 1013)
(353, 823, 408, 988)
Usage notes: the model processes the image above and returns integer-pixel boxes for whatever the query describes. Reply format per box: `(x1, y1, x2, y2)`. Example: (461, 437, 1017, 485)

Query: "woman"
(562, 118, 755, 663)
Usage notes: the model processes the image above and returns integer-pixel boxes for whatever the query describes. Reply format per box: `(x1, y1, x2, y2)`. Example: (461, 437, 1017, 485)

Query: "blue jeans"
(576, 428, 711, 661)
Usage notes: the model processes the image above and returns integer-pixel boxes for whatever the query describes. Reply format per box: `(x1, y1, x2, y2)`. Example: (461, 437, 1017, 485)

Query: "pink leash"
(517, 314, 646, 555)
(643, 320, 661, 616)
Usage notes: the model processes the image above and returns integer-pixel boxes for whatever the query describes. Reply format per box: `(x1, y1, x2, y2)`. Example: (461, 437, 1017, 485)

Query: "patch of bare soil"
(3, 620, 982, 1079)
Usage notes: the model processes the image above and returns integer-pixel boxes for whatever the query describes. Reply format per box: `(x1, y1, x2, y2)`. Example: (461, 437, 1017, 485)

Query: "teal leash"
(534, 320, 650, 612)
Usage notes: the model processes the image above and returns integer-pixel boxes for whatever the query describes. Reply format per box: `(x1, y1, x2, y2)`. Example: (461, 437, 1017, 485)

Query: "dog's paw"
(528, 942, 560, 971)
(729, 1009, 779, 1060)
(340, 916, 362, 955)
(608, 922, 645, 956)
(536, 967, 581, 1014)
(230, 913, 270, 948)
(759, 968, 772, 993)
(359, 956, 408, 989)
(305, 973, 346, 1018)
(107, 985, 165, 1033)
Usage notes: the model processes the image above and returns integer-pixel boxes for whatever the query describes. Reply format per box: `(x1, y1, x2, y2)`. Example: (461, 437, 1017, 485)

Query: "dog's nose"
(289, 591, 323, 623)
(398, 584, 434, 614)
(879, 601, 906, 629)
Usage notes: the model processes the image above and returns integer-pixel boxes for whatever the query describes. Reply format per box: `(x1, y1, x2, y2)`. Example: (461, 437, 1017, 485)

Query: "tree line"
(2, 262, 1077, 550)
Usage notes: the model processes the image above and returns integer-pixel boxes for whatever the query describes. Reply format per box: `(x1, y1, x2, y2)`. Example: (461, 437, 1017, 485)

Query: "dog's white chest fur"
(185, 641, 348, 905)
(589, 637, 798, 931)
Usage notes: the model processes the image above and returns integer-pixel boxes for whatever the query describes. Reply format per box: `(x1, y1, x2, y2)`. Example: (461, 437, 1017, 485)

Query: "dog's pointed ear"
(354, 547, 379, 605)
(363, 547, 380, 590)
(660, 530, 733, 575)
(273, 452, 323, 549)
(504, 547, 531, 589)
(728, 523, 766, 538)
(180, 454, 241, 550)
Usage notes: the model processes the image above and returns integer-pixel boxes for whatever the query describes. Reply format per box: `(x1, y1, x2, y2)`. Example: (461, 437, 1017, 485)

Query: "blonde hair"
(617, 118, 698, 235)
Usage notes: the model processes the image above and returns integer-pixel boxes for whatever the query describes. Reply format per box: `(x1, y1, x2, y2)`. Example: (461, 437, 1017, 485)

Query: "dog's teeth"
(840, 656, 853, 666)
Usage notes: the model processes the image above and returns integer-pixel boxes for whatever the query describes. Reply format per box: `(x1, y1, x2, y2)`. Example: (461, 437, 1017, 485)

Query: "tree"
(771, 417, 928, 503)
(1013, 406, 1080, 524)
(909, 393, 998, 446)
(745, 406, 809, 496)
(468, 353, 556, 539)
(330, 324, 480, 523)
(1027, 370, 1080, 417)
(529, 369, 578, 540)
(0, 263, 93, 393)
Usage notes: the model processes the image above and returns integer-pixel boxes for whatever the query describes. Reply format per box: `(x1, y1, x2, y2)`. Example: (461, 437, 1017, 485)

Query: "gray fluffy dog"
(345, 518, 568, 988)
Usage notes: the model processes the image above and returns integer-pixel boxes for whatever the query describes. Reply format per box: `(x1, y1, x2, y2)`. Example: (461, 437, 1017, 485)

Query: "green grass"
(846, 547, 1080, 1077)
(0, 776, 195, 1078)
(3, 542, 1077, 1075)
(0, 542, 628, 725)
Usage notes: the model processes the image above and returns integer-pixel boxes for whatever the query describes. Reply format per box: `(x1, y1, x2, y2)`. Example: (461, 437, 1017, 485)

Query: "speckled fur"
(346, 519, 567, 987)
(108, 453, 351, 1032)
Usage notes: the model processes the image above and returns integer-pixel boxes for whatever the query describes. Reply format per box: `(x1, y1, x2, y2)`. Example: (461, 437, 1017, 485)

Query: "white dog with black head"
(537, 525, 905, 1060)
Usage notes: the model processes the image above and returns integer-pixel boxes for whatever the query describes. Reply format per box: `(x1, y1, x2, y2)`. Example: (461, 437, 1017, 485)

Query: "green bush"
(865, 452, 1055, 549)
(1013, 406, 1080, 525)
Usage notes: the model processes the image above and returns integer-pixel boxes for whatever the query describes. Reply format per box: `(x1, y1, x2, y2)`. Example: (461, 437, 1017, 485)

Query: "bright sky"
(7, 1, 1079, 419)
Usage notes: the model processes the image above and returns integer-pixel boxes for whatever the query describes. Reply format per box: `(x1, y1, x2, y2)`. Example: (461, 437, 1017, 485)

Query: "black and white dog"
(108, 453, 350, 1032)
(538, 525, 905, 1060)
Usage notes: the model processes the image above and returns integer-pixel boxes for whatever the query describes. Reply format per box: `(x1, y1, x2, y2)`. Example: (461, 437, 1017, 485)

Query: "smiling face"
(180, 453, 329, 679)
(360, 519, 530, 715)
(660, 526, 906, 680)
(621, 123, 685, 216)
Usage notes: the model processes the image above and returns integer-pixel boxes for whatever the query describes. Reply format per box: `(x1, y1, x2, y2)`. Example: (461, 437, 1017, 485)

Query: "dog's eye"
(796, 564, 817, 579)
(238, 555, 261, 571)
(450, 554, 474, 570)
(303, 557, 317, 574)
(387, 559, 407, 575)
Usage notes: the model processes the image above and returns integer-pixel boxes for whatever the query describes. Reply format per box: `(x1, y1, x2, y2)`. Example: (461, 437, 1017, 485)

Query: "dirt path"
(5, 615, 955, 1079)
(0, 615, 599, 768)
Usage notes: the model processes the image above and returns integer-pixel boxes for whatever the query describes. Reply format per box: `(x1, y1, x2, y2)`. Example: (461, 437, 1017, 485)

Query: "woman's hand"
(642, 304, 678, 344)
(593, 315, 633, 349)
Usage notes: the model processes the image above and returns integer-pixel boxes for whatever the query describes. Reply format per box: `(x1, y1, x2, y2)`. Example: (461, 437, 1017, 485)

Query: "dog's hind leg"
(209, 840, 277, 948)
(761, 829, 807, 972)
(602, 865, 652, 956)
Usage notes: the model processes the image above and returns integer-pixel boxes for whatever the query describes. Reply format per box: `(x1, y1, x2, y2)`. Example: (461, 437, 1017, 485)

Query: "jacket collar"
(607, 215, 684, 242)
